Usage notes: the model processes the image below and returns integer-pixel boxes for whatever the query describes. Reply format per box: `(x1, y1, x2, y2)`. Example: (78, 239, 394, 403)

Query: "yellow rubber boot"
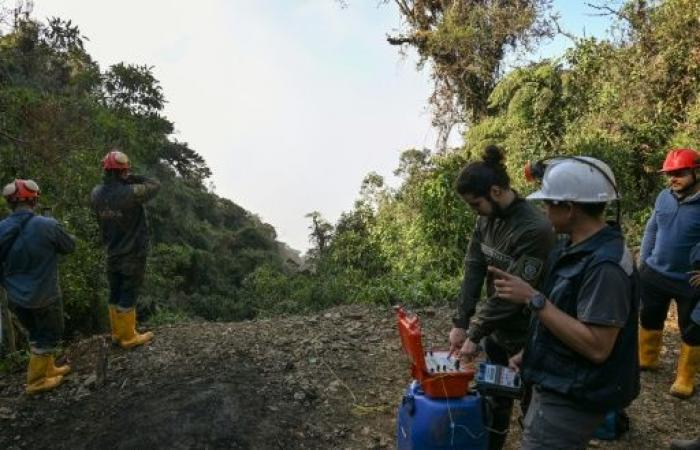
(671, 343, 700, 398)
(639, 327, 663, 370)
(46, 354, 71, 377)
(115, 308, 153, 349)
(108, 305, 118, 343)
(26, 354, 63, 395)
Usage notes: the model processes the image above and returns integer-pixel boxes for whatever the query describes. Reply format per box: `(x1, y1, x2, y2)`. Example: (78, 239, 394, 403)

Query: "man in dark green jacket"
(91, 150, 160, 349)
(448, 145, 555, 450)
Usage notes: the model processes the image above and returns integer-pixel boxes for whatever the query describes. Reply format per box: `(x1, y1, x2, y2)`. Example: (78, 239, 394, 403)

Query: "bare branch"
(0, 129, 27, 144)
(393, 0, 414, 25)
(386, 33, 422, 46)
(553, 16, 578, 43)
(585, 2, 623, 18)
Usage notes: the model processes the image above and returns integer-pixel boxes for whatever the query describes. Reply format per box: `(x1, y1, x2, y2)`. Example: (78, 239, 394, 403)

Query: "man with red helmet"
(91, 149, 160, 349)
(0, 179, 75, 394)
(639, 148, 700, 398)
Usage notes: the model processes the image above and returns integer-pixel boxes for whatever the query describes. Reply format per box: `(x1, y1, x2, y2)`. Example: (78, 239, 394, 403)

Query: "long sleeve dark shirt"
(453, 198, 555, 354)
(0, 210, 75, 308)
(91, 175, 160, 272)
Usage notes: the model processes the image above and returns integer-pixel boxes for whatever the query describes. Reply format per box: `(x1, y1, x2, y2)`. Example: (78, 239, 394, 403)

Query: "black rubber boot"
(487, 395, 513, 450)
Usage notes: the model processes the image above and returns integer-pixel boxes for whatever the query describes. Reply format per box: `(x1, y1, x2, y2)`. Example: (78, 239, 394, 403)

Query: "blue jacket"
(0, 210, 75, 308)
(641, 189, 700, 281)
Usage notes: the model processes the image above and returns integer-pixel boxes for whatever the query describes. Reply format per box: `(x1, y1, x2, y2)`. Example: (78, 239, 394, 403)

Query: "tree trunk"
(90, 292, 109, 334)
(1, 289, 17, 356)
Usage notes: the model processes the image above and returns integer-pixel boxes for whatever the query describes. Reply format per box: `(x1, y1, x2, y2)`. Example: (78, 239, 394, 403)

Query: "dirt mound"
(0, 304, 697, 449)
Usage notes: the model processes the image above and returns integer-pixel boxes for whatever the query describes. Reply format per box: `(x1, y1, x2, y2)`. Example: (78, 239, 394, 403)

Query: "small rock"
(74, 385, 90, 400)
(293, 391, 306, 401)
(83, 373, 98, 387)
(0, 407, 16, 420)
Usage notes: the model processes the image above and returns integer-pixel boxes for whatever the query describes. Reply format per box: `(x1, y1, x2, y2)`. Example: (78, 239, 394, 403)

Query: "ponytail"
(455, 145, 510, 197)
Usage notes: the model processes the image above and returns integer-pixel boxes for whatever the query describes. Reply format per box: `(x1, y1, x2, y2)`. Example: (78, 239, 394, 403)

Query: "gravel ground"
(0, 303, 696, 449)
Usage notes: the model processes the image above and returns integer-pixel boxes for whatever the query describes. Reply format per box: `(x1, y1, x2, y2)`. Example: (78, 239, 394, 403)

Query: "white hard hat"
(527, 156, 620, 203)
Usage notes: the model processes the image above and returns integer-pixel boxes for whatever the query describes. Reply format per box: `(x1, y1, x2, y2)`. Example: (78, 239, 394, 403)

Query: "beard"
(672, 178, 697, 199)
(488, 195, 507, 218)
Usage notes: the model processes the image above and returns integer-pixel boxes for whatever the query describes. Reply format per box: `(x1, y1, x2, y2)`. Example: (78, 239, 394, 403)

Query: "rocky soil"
(0, 304, 697, 449)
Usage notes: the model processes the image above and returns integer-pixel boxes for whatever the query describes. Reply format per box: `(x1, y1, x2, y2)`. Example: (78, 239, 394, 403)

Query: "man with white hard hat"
(490, 156, 640, 449)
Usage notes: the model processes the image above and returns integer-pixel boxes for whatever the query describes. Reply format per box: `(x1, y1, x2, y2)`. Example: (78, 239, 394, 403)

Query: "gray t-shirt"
(576, 262, 631, 328)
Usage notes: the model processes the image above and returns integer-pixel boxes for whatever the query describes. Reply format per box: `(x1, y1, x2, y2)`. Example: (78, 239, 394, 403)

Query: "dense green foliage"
(3, 0, 700, 345)
(283, 0, 700, 310)
(0, 12, 292, 339)
(384, 0, 554, 148)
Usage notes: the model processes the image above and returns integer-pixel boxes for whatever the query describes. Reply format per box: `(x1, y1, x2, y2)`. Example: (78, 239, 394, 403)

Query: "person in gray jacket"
(639, 148, 700, 398)
(0, 179, 75, 394)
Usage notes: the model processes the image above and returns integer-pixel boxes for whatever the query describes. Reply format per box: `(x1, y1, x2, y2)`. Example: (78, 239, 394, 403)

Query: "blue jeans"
(9, 299, 64, 353)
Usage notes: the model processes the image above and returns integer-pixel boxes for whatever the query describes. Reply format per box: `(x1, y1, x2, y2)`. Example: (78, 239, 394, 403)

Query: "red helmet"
(660, 148, 700, 172)
(2, 179, 40, 202)
(102, 150, 130, 170)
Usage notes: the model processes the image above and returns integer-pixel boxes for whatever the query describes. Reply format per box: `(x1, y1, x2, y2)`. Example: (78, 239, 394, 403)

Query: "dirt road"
(0, 304, 696, 449)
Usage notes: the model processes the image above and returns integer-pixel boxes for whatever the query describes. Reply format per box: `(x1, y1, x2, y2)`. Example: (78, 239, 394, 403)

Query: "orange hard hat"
(660, 148, 700, 172)
(2, 179, 40, 202)
(102, 150, 130, 170)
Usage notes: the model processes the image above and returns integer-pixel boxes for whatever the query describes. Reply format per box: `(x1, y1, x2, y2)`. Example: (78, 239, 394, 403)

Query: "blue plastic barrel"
(396, 381, 488, 450)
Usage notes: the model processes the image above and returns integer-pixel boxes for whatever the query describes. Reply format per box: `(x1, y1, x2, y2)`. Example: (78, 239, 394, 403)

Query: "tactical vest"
(522, 226, 640, 412)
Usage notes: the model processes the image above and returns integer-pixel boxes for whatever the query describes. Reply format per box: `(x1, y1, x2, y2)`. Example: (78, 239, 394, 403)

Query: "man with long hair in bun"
(449, 145, 555, 450)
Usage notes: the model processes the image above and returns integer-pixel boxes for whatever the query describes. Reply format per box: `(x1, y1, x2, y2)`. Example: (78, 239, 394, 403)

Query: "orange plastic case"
(396, 307, 474, 398)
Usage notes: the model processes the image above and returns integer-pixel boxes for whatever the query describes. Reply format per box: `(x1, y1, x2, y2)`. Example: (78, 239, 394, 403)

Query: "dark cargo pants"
(521, 387, 605, 450)
(640, 264, 700, 345)
(483, 336, 530, 450)
(107, 257, 146, 310)
(9, 299, 64, 353)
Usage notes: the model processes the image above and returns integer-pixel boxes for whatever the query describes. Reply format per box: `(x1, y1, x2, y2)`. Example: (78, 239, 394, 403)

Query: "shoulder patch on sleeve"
(519, 256, 544, 282)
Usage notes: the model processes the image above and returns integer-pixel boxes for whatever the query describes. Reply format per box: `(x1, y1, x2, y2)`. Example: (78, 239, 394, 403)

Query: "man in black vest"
(488, 157, 639, 450)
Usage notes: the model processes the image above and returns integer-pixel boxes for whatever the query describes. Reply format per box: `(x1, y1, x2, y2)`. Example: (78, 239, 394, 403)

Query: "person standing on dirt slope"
(0, 179, 75, 394)
(491, 156, 640, 450)
(91, 150, 160, 349)
(639, 148, 700, 399)
(448, 145, 555, 450)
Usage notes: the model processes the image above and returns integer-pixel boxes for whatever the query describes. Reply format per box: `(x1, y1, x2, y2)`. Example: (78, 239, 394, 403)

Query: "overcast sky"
(31, 1, 613, 252)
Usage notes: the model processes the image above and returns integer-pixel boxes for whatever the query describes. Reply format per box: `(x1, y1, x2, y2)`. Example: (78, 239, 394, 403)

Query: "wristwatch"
(528, 292, 547, 312)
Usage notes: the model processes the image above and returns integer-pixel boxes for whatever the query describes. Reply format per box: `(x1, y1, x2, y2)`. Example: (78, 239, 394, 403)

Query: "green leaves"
(0, 14, 288, 330)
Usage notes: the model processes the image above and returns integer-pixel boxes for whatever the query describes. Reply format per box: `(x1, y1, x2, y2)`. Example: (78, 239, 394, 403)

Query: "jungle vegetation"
(2, 0, 700, 351)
